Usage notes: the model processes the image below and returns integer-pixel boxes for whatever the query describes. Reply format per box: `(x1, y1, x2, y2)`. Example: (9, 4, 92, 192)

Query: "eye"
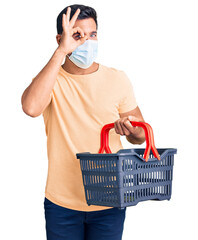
(73, 33, 81, 39)
(91, 34, 97, 37)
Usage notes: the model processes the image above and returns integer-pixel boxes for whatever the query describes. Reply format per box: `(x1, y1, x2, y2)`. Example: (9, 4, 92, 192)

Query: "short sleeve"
(118, 71, 138, 113)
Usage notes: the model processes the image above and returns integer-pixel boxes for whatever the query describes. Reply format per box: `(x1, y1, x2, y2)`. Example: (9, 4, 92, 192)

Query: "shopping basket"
(76, 121, 177, 209)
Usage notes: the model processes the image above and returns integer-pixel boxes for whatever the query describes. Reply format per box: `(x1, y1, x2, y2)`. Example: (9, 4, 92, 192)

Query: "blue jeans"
(44, 197, 126, 240)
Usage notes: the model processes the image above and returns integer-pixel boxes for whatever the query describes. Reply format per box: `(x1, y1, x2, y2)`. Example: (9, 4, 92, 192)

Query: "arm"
(115, 106, 146, 144)
(21, 48, 66, 117)
(21, 7, 88, 117)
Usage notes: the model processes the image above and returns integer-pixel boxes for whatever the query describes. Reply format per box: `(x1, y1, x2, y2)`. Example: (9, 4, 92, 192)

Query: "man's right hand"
(58, 7, 88, 55)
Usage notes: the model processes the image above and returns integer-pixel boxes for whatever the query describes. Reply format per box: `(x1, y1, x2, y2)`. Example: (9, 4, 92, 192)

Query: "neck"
(62, 57, 99, 75)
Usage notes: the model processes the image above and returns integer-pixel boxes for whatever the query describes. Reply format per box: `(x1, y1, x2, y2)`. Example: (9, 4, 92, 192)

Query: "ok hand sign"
(58, 7, 88, 55)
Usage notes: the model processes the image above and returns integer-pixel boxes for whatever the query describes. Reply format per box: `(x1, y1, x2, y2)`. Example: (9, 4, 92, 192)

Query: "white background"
(0, 0, 197, 239)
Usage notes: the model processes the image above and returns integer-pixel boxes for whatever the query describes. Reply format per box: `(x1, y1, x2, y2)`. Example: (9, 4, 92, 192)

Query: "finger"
(66, 7, 71, 25)
(77, 36, 88, 46)
(114, 122, 119, 134)
(62, 13, 66, 29)
(115, 121, 124, 136)
(72, 26, 85, 38)
(76, 35, 88, 46)
(114, 121, 123, 135)
(70, 8, 81, 27)
(127, 115, 141, 129)
(123, 119, 137, 134)
(123, 119, 135, 132)
(120, 119, 131, 136)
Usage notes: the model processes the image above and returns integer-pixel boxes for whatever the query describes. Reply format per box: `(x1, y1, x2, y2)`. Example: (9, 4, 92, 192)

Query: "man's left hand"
(114, 115, 141, 136)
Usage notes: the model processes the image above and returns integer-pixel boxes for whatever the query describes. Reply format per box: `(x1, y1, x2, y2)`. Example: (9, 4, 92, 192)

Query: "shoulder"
(100, 64, 125, 78)
(100, 63, 122, 73)
(101, 64, 131, 84)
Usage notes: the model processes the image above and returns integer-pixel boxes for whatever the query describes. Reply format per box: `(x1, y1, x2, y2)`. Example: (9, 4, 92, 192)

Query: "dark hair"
(56, 4, 98, 35)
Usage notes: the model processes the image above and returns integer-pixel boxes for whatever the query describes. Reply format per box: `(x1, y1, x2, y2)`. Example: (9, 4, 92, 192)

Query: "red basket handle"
(146, 123, 161, 161)
(98, 121, 160, 162)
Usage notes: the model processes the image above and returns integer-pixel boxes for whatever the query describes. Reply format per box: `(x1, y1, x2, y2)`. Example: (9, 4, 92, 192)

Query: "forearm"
(21, 47, 66, 116)
(126, 127, 145, 145)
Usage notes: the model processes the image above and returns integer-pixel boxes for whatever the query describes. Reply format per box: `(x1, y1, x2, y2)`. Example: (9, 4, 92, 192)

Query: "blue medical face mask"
(67, 39, 98, 69)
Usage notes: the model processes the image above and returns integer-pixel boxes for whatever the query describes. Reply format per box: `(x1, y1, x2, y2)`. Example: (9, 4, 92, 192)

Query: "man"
(21, 4, 145, 240)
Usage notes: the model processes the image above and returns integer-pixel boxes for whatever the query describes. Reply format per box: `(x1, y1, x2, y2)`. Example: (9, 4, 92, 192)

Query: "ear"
(56, 34, 62, 45)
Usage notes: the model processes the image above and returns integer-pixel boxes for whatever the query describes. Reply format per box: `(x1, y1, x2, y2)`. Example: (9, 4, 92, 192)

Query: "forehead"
(73, 18, 97, 33)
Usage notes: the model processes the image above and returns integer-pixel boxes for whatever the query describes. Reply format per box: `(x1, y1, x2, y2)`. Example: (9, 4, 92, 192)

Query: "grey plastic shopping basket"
(76, 121, 177, 210)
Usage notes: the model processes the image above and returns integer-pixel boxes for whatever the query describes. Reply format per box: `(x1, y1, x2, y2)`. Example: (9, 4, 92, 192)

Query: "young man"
(21, 4, 145, 240)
